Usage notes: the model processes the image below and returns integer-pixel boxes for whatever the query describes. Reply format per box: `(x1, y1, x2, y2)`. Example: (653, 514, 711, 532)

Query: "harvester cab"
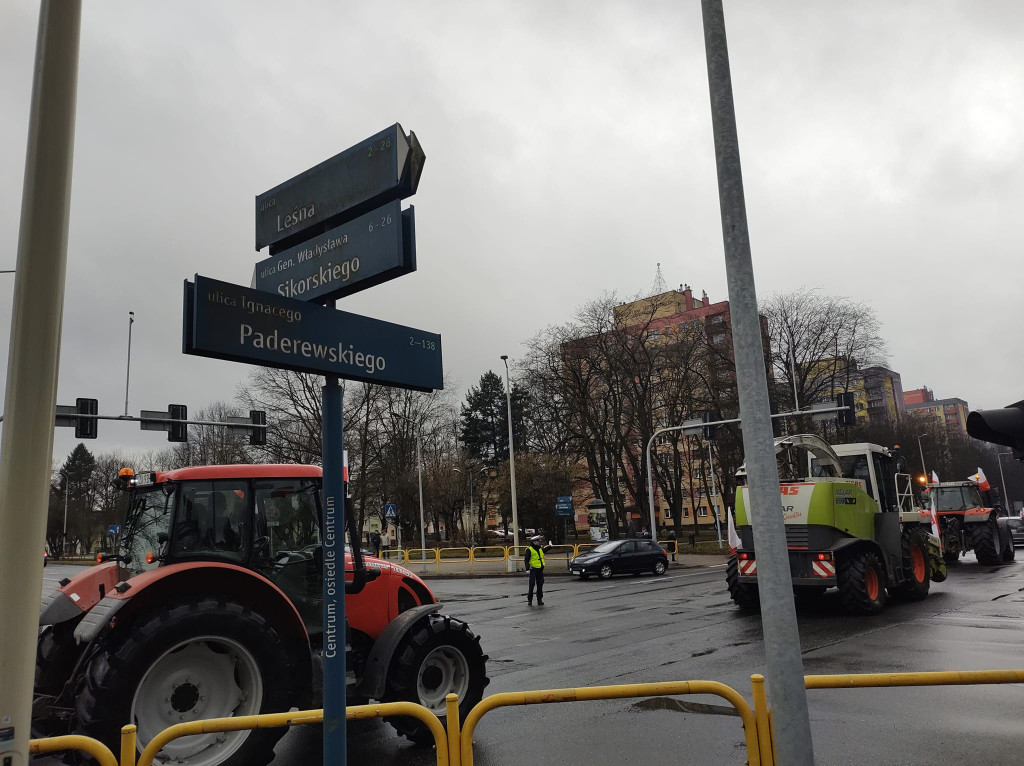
(729, 435, 943, 615)
(35, 464, 489, 766)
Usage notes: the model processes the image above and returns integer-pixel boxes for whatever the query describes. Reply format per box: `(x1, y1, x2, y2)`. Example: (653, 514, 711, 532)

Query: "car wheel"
(598, 564, 613, 580)
(653, 559, 667, 576)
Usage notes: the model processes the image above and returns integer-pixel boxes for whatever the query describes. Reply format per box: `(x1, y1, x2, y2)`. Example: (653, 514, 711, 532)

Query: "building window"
(683, 507, 691, 518)
(698, 506, 708, 518)
(663, 508, 672, 519)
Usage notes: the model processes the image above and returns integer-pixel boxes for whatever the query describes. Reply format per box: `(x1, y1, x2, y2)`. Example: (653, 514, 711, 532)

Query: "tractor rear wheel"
(77, 598, 303, 766)
(33, 619, 84, 737)
(971, 516, 1001, 565)
(837, 550, 887, 615)
(726, 557, 760, 612)
(891, 528, 930, 601)
(383, 613, 489, 745)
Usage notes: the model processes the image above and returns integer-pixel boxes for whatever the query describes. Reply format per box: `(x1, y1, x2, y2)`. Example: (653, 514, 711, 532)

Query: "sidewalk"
(400, 552, 731, 579)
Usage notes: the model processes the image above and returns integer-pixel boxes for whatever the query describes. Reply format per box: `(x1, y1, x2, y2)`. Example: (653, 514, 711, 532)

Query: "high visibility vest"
(528, 546, 545, 568)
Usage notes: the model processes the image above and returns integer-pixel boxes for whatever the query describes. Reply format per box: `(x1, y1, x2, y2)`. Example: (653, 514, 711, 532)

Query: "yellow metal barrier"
(438, 547, 473, 575)
(29, 733, 120, 766)
(379, 548, 408, 564)
(751, 669, 1024, 766)
(574, 543, 600, 556)
(543, 544, 575, 568)
(137, 703, 449, 766)
(469, 545, 509, 575)
(120, 725, 138, 766)
(460, 680, 761, 766)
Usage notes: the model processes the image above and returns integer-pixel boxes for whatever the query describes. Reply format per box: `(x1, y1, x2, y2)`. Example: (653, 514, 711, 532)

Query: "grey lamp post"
(501, 355, 521, 569)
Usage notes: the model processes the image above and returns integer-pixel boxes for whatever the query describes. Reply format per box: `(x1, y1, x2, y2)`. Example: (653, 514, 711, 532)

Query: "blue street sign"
(384, 503, 397, 521)
(108, 524, 121, 535)
(184, 275, 443, 391)
(555, 496, 573, 517)
(252, 201, 416, 304)
(255, 124, 425, 251)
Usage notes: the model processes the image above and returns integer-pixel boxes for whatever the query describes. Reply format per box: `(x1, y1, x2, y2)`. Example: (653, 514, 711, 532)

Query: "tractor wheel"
(942, 517, 964, 563)
(971, 516, 1001, 565)
(33, 619, 84, 737)
(726, 557, 760, 612)
(837, 550, 887, 615)
(383, 613, 489, 745)
(891, 528, 930, 601)
(76, 598, 303, 766)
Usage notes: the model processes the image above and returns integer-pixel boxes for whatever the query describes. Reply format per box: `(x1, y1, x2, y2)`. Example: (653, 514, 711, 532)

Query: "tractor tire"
(76, 598, 304, 766)
(891, 528, 930, 601)
(971, 516, 1001, 565)
(383, 613, 489, 745)
(726, 557, 760, 612)
(837, 550, 887, 615)
(33, 619, 84, 737)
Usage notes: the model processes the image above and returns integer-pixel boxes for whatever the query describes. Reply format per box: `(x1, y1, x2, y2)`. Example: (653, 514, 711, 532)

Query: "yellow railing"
(751, 669, 1024, 766)
(29, 668, 1024, 766)
(459, 680, 761, 766)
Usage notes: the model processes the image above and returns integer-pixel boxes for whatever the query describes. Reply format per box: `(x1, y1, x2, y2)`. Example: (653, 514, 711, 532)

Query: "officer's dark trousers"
(528, 567, 545, 603)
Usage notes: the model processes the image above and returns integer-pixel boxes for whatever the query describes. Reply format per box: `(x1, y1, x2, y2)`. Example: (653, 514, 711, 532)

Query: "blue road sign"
(252, 201, 416, 304)
(184, 275, 443, 391)
(108, 524, 121, 535)
(384, 503, 397, 521)
(555, 496, 573, 517)
(255, 124, 425, 251)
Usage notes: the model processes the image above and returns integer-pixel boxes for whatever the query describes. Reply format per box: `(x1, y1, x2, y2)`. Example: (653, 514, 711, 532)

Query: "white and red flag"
(727, 507, 741, 553)
(931, 470, 940, 485)
(968, 467, 991, 492)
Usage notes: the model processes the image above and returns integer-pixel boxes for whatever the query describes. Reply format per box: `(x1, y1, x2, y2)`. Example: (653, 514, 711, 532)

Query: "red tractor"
(34, 464, 489, 765)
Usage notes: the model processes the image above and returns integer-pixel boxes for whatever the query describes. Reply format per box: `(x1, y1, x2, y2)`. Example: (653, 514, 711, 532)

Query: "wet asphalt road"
(40, 556, 1024, 765)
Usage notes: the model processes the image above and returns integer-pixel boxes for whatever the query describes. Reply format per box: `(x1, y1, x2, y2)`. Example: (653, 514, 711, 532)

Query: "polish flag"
(727, 507, 741, 552)
(929, 492, 941, 543)
(931, 471, 940, 485)
(969, 467, 991, 492)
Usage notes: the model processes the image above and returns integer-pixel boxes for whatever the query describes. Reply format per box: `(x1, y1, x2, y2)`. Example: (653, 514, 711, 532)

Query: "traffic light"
(836, 392, 856, 426)
(702, 411, 717, 440)
(250, 410, 267, 446)
(75, 397, 98, 439)
(967, 401, 1024, 459)
(168, 404, 188, 442)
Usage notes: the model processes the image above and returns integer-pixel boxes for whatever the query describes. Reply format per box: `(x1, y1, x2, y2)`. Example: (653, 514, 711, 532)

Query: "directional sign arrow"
(255, 124, 425, 252)
(251, 201, 416, 304)
(184, 275, 442, 392)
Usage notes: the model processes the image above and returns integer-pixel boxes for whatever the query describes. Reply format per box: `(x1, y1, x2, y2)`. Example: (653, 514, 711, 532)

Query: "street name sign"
(555, 496, 574, 518)
(184, 275, 442, 391)
(252, 200, 415, 304)
(255, 124, 425, 252)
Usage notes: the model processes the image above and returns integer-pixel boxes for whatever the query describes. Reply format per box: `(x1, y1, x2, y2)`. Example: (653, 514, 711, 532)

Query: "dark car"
(1007, 517, 1024, 547)
(570, 539, 668, 580)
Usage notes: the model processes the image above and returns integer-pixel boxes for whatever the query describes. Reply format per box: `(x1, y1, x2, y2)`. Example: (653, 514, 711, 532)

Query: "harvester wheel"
(383, 613, 489, 745)
(76, 598, 302, 766)
(837, 550, 887, 615)
(891, 528, 930, 601)
(1002, 530, 1016, 563)
(726, 556, 760, 612)
(971, 516, 1001, 565)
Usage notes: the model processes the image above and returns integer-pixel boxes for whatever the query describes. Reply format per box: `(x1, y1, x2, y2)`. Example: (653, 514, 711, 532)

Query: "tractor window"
(172, 480, 249, 561)
(121, 486, 172, 575)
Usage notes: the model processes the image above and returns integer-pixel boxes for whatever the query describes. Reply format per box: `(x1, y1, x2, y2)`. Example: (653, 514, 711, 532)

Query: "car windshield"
(590, 541, 622, 554)
(120, 485, 173, 575)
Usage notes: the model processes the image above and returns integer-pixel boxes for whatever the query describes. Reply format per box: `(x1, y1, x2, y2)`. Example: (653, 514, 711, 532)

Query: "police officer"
(525, 535, 547, 606)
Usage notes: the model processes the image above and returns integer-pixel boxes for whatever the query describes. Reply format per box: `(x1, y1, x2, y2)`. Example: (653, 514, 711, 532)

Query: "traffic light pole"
(701, 1, 815, 763)
(0, 4, 81, 764)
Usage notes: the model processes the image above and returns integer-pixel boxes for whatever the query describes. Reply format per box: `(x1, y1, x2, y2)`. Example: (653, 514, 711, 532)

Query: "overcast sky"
(2, 1, 1022, 463)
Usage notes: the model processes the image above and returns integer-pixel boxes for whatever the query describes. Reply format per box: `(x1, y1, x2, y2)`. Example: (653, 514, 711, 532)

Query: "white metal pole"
(708, 440, 723, 547)
(416, 427, 425, 560)
(63, 478, 69, 556)
(917, 435, 928, 478)
(0, 4, 81, 762)
(501, 355, 520, 570)
(646, 433, 658, 541)
(997, 453, 1011, 511)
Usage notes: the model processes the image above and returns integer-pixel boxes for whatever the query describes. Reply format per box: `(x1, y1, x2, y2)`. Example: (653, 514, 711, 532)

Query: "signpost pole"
(701, 1, 814, 762)
(0, 4, 81, 763)
(321, 356, 346, 764)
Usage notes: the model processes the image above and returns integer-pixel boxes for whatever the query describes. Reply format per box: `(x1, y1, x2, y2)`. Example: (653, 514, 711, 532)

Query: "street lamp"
(997, 452, 1015, 512)
(500, 355, 521, 565)
(124, 311, 135, 417)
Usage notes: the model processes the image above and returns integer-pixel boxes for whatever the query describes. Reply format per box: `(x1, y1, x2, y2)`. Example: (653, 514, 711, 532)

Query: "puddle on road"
(631, 697, 740, 717)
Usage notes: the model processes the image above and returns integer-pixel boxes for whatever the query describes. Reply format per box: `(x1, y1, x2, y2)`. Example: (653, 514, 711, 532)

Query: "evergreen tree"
(460, 371, 528, 467)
